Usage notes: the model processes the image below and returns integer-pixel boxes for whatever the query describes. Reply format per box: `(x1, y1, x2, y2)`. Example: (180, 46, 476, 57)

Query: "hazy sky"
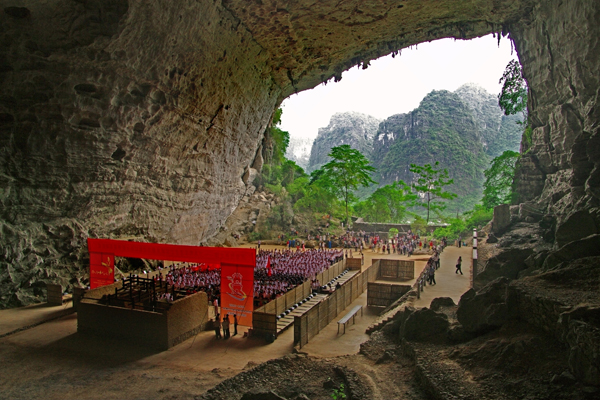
(279, 34, 517, 141)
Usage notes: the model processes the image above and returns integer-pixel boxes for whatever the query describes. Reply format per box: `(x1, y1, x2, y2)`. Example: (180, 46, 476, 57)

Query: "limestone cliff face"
(372, 90, 488, 210)
(0, 0, 599, 310)
(510, 0, 600, 245)
(285, 137, 312, 171)
(0, 0, 277, 306)
(454, 83, 522, 158)
(307, 112, 380, 172)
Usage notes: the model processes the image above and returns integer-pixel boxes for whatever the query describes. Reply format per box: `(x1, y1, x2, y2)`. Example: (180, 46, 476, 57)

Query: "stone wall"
(0, 0, 276, 307)
(77, 289, 208, 350)
(511, 0, 600, 240)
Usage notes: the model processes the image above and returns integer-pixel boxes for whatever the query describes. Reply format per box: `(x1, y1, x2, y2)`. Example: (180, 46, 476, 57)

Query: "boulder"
(558, 305, 600, 385)
(492, 204, 511, 234)
(486, 233, 498, 243)
(543, 234, 600, 270)
(430, 297, 456, 311)
(457, 277, 517, 334)
(400, 307, 449, 342)
(555, 210, 598, 248)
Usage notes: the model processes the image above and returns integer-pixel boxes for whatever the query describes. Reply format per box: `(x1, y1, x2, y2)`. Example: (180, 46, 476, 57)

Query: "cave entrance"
(280, 33, 524, 217)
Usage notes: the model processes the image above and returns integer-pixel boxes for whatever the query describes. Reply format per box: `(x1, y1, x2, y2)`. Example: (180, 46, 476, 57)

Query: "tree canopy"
(264, 108, 290, 166)
(409, 161, 457, 223)
(498, 60, 528, 116)
(320, 145, 377, 226)
(482, 150, 520, 209)
(354, 181, 416, 223)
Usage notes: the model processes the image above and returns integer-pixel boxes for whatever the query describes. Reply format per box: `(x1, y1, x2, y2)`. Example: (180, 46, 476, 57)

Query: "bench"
(337, 305, 363, 334)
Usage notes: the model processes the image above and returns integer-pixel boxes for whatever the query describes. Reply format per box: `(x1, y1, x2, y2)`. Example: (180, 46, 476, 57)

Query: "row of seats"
(276, 293, 316, 320)
(275, 268, 351, 320)
(320, 269, 350, 290)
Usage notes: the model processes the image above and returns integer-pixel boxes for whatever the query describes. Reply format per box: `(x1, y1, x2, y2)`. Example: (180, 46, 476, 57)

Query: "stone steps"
(276, 294, 327, 334)
(276, 270, 359, 334)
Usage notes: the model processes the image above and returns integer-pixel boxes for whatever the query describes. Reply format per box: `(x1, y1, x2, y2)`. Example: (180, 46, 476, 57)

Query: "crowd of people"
(339, 230, 447, 257)
(151, 248, 344, 306)
(149, 229, 457, 313)
(254, 248, 344, 305)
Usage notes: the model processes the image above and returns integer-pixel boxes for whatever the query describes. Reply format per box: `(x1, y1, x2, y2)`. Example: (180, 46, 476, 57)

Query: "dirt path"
(413, 245, 473, 308)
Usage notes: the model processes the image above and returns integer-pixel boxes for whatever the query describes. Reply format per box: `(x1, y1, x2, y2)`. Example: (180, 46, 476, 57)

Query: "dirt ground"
(0, 245, 463, 400)
(4, 244, 590, 399)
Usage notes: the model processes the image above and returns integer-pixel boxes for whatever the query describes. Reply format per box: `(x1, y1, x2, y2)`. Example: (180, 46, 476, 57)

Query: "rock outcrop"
(373, 90, 488, 210)
(307, 112, 380, 172)
(0, 0, 599, 312)
(454, 83, 522, 158)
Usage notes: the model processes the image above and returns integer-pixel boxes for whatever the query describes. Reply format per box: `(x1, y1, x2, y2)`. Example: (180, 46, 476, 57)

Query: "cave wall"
(510, 0, 600, 246)
(0, 0, 598, 307)
(0, 0, 278, 306)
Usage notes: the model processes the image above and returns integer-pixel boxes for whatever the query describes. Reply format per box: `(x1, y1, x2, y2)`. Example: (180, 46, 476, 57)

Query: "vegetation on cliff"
(374, 90, 488, 212)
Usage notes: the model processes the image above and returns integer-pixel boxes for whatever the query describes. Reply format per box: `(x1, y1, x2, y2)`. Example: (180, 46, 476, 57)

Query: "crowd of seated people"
(155, 263, 221, 303)
(153, 248, 344, 306)
(255, 248, 344, 300)
(253, 248, 344, 306)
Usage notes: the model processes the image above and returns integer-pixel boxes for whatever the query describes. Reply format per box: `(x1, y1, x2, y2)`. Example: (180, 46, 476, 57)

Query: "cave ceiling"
(223, 0, 528, 98)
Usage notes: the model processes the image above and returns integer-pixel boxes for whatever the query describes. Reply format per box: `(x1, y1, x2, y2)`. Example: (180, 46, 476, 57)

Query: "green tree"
(263, 108, 290, 167)
(409, 161, 457, 223)
(433, 217, 466, 241)
(464, 204, 493, 230)
(354, 181, 415, 223)
(294, 169, 340, 214)
(498, 60, 531, 152)
(482, 150, 520, 209)
(320, 145, 377, 226)
(498, 60, 528, 116)
(411, 214, 427, 235)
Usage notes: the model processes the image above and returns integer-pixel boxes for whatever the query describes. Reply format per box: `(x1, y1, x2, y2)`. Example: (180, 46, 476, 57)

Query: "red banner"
(87, 239, 256, 325)
(89, 252, 115, 289)
(220, 263, 254, 326)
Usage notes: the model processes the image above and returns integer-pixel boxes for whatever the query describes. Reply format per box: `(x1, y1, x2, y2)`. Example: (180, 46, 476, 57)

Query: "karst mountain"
(305, 84, 522, 211)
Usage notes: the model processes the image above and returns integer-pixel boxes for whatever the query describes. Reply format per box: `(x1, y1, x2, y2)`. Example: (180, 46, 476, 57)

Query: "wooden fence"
(346, 258, 362, 270)
(378, 259, 414, 280)
(294, 260, 383, 348)
(252, 259, 346, 336)
(366, 282, 411, 307)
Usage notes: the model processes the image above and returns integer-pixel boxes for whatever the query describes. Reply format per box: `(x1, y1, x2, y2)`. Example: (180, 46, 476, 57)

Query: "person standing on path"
(455, 256, 463, 275)
(233, 314, 238, 336)
(428, 262, 436, 285)
(222, 314, 230, 339)
(214, 314, 222, 339)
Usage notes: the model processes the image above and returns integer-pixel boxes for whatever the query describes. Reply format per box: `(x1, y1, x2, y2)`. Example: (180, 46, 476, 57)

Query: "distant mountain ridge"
(373, 89, 488, 210)
(307, 111, 381, 172)
(454, 83, 523, 158)
(285, 137, 313, 170)
(301, 84, 522, 211)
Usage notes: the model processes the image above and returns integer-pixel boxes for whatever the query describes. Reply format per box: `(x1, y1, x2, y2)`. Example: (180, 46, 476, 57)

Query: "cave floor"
(0, 246, 470, 399)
